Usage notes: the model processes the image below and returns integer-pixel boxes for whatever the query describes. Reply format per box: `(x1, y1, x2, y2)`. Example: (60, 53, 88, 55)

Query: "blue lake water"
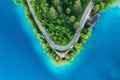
(0, 0, 120, 80)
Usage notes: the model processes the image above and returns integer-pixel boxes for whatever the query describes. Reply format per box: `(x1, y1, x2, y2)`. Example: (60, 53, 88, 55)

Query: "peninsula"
(14, 0, 116, 64)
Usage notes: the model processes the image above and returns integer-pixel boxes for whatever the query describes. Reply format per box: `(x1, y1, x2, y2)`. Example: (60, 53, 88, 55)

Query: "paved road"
(26, 0, 94, 51)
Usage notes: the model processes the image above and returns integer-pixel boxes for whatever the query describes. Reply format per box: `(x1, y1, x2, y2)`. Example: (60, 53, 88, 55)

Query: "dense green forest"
(92, 0, 116, 15)
(31, 0, 89, 45)
(15, 0, 116, 64)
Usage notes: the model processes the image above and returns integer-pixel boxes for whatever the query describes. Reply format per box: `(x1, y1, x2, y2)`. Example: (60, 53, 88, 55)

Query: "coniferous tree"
(73, 0, 81, 12)
(49, 7, 57, 19)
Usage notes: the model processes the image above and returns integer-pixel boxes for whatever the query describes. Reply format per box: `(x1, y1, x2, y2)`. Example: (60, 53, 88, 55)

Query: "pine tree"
(49, 7, 57, 19)
(53, 0, 61, 6)
(73, 0, 81, 12)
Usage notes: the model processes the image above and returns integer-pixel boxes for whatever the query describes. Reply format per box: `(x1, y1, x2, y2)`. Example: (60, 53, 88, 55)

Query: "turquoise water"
(0, 0, 120, 80)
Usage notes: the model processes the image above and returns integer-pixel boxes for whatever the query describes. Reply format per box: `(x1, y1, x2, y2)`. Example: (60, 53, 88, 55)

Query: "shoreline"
(14, 0, 116, 65)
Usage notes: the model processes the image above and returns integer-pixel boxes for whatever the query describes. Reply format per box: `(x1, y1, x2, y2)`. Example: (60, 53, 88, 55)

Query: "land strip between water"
(26, 0, 94, 58)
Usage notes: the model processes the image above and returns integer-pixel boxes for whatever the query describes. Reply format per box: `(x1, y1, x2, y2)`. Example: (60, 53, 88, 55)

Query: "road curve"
(26, 0, 94, 51)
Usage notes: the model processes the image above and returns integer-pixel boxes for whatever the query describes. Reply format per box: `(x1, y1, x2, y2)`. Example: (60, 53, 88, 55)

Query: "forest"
(92, 0, 116, 15)
(15, 0, 116, 64)
(30, 0, 89, 45)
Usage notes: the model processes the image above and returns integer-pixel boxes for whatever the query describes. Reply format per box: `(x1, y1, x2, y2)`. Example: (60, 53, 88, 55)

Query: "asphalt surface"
(26, 0, 94, 51)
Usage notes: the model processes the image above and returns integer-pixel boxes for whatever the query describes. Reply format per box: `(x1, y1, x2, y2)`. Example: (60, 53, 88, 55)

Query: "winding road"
(26, 0, 94, 57)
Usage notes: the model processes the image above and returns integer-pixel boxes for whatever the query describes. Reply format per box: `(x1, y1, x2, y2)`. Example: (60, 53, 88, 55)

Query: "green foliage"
(57, 6, 63, 14)
(68, 16, 76, 23)
(49, 7, 57, 19)
(53, 0, 61, 6)
(65, 55, 71, 61)
(19, 0, 116, 64)
(73, 21, 80, 29)
(73, 0, 81, 12)
(100, 2, 105, 10)
(55, 56, 60, 61)
(29, 0, 90, 46)
(66, 8, 71, 14)
(92, 0, 116, 15)
(93, 4, 100, 14)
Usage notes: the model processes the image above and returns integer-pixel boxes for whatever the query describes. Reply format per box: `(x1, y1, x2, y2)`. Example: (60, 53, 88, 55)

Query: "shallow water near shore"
(0, 0, 120, 80)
